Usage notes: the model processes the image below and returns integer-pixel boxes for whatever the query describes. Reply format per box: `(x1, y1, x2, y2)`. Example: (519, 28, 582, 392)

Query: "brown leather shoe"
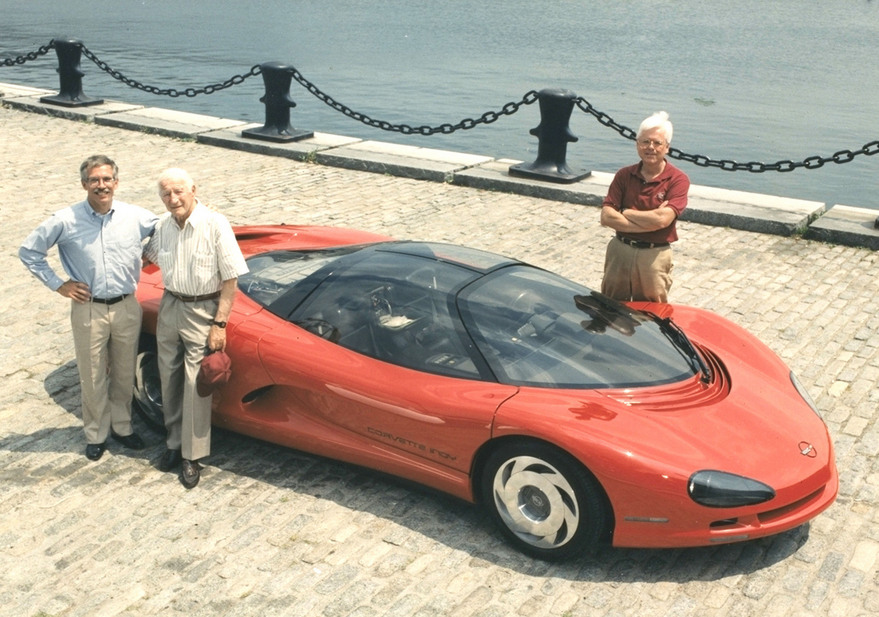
(181, 459, 201, 489)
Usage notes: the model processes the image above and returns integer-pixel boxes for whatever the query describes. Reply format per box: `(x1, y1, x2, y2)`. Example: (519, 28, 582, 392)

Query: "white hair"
(638, 111, 673, 144)
(157, 167, 195, 191)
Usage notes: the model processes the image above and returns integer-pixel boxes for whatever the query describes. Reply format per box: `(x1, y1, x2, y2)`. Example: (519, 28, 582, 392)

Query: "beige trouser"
(156, 293, 215, 461)
(601, 236, 674, 303)
(70, 294, 142, 444)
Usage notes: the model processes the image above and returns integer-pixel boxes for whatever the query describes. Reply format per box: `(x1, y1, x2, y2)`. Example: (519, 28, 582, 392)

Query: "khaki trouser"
(70, 294, 142, 444)
(601, 236, 674, 303)
(156, 293, 216, 461)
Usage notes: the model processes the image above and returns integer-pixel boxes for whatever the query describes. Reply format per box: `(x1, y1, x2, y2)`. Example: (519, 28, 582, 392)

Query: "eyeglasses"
(86, 176, 116, 186)
(637, 139, 666, 149)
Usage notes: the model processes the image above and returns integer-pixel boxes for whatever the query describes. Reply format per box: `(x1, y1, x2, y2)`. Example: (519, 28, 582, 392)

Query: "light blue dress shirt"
(19, 200, 159, 298)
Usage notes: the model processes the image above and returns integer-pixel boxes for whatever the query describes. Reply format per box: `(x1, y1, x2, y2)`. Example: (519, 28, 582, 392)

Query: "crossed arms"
(600, 201, 677, 233)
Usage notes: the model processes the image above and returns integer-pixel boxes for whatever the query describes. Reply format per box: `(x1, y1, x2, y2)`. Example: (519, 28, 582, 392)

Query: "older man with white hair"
(599, 111, 690, 303)
(144, 168, 248, 488)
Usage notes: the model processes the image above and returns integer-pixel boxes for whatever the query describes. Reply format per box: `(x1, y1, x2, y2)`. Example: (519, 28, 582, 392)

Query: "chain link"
(4, 41, 878, 172)
(0, 40, 55, 67)
(288, 66, 539, 136)
(576, 96, 879, 173)
(77, 42, 262, 98)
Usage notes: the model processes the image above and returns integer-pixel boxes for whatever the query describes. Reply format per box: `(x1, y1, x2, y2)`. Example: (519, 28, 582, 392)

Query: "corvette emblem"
(799, 442, 817, 458)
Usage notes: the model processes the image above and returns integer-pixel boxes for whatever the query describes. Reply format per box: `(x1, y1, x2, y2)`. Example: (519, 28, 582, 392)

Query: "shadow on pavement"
(203, 428, 811, 582)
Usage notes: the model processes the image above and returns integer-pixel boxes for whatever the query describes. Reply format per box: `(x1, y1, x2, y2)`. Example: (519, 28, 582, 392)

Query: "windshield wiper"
(649, 313, 713, 383)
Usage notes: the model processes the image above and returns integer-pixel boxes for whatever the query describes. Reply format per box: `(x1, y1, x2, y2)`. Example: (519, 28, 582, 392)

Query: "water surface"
(3, 0, 878, 209)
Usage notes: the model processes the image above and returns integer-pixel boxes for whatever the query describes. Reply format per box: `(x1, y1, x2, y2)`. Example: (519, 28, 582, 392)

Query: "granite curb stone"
(3, 81, 878, 247)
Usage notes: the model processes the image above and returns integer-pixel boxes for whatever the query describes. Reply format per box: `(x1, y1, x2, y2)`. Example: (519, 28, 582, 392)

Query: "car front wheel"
(480, 441, 611, 560)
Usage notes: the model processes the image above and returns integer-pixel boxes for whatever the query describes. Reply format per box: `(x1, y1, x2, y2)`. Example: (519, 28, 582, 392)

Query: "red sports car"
(134, 225, 838, 560)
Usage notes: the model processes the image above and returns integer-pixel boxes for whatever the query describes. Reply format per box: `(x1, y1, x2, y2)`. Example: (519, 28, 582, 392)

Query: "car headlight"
(791, 371, 822, 418)
(688, 470, 775, 508)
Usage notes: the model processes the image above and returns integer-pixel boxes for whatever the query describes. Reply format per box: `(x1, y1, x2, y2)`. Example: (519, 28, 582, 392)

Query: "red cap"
(197, 350, 232, 397)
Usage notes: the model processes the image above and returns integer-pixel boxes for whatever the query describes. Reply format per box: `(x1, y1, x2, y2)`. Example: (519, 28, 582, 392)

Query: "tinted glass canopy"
(239, 242, 696, 388)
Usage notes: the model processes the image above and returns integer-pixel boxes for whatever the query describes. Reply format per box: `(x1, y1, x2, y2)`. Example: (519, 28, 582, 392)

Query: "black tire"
(480, 440, 611, 561)
(132, 336, 166, 434)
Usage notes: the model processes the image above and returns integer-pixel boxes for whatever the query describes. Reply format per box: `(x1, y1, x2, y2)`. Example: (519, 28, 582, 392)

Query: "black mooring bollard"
(242, 62, 314, 143)
(509, 88, 589, 184)
(39, 38, 104, 108)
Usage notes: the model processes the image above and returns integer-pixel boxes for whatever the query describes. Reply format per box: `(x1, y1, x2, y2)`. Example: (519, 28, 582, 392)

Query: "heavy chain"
(78, 43, 262, 97)
(576, 96, 879, 173)
(288, 66, 539, 135)
(4, 41, 877, 171)
(0, 40, 55, 67)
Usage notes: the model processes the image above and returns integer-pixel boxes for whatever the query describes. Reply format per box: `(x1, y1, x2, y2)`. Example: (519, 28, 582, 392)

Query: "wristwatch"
(211, 320, 227, 328)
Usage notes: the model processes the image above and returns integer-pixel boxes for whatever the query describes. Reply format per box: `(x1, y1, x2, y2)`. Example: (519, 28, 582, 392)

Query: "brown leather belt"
(91, 294, 130, 305)
(617, 234, 670, 249)
(167, 290, 221, 303)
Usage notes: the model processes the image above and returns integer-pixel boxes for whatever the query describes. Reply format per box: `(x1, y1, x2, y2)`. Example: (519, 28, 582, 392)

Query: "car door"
(257, 326, 516, 476)
(253, 248, 518, 483)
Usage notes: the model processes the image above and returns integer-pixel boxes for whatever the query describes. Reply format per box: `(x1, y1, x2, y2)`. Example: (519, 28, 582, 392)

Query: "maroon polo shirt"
(602, 160, 690, 244)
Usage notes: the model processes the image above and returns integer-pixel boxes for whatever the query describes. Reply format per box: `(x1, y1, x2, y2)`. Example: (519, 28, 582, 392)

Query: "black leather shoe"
(85, 443, 106, 461)
(158, 448, 182, 471)
(111, 431, 146, 450)
(181, 459, 201, 489)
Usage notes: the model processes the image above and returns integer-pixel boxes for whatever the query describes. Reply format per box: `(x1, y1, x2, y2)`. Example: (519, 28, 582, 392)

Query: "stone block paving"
(0, 105, 877, 617)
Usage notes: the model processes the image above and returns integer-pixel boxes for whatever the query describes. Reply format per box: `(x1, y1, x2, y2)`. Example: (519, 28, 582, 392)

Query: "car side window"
(292, 252, 482, 379)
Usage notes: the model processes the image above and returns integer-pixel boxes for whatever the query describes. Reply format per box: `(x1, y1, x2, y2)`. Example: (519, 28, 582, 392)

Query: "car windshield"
(458, 266, 696, 388)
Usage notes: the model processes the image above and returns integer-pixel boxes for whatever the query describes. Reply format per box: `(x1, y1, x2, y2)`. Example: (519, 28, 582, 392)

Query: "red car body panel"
(135, 225, 838, 549)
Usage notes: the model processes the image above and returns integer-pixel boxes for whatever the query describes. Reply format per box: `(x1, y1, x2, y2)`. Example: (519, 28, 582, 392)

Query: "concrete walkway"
(0, 93, 877, 617)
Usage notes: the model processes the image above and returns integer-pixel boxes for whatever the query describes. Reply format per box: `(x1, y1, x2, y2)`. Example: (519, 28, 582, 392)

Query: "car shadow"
(205, 427, 810, 582)
(36, 363, 809, 580)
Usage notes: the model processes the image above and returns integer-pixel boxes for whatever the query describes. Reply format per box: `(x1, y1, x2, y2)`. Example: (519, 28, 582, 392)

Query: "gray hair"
(80, 155, 118, 183)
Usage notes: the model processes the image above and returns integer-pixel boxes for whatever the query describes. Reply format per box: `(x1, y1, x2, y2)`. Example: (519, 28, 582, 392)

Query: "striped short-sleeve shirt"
(145, 201, 248, 296)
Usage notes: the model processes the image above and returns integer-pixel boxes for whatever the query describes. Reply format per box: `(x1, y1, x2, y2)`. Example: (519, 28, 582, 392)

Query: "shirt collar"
(634, 159, 672, 183)
(80, 199, 114, 218)
(182, 199, 207, 228)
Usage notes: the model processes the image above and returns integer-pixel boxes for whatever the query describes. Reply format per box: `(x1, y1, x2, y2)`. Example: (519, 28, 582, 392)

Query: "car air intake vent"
(604, 345, 729, 411)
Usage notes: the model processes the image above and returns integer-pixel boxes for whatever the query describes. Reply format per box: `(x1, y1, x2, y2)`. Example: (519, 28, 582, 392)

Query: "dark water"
(3, 0, 878, 209)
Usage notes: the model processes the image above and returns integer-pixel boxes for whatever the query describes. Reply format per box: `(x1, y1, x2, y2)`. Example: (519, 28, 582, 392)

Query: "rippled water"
(3, 0, 878, 209)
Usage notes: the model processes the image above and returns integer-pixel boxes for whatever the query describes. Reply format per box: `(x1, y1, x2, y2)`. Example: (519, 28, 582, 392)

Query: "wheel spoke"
(492, 455, 580, 549)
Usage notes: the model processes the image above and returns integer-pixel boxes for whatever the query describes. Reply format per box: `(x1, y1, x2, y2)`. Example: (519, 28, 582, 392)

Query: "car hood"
(493, 305, 834, 490)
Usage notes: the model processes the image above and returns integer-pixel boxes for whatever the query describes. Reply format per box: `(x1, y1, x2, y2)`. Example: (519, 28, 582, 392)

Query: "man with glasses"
(599, 111, 690, 303)
(20, 155, 159, 461)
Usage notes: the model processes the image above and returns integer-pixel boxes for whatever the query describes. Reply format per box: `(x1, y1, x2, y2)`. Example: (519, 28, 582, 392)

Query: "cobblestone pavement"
(1, 105, 877, 617)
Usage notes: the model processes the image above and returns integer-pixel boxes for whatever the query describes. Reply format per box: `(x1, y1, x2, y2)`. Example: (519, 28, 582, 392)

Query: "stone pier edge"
(3, 81, 877, 249)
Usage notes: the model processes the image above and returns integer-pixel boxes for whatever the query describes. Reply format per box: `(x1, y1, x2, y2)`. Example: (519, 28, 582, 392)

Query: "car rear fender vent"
(757, 487, 826, 524)
(606, 346, 729, 411)
(242, 385, 275, 405)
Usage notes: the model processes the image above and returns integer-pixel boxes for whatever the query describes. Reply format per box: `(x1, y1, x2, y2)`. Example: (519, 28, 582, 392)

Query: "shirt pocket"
(193, 251, 217, 276)
(157, 249, 173, 271)
(104, 236, 141, 263)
